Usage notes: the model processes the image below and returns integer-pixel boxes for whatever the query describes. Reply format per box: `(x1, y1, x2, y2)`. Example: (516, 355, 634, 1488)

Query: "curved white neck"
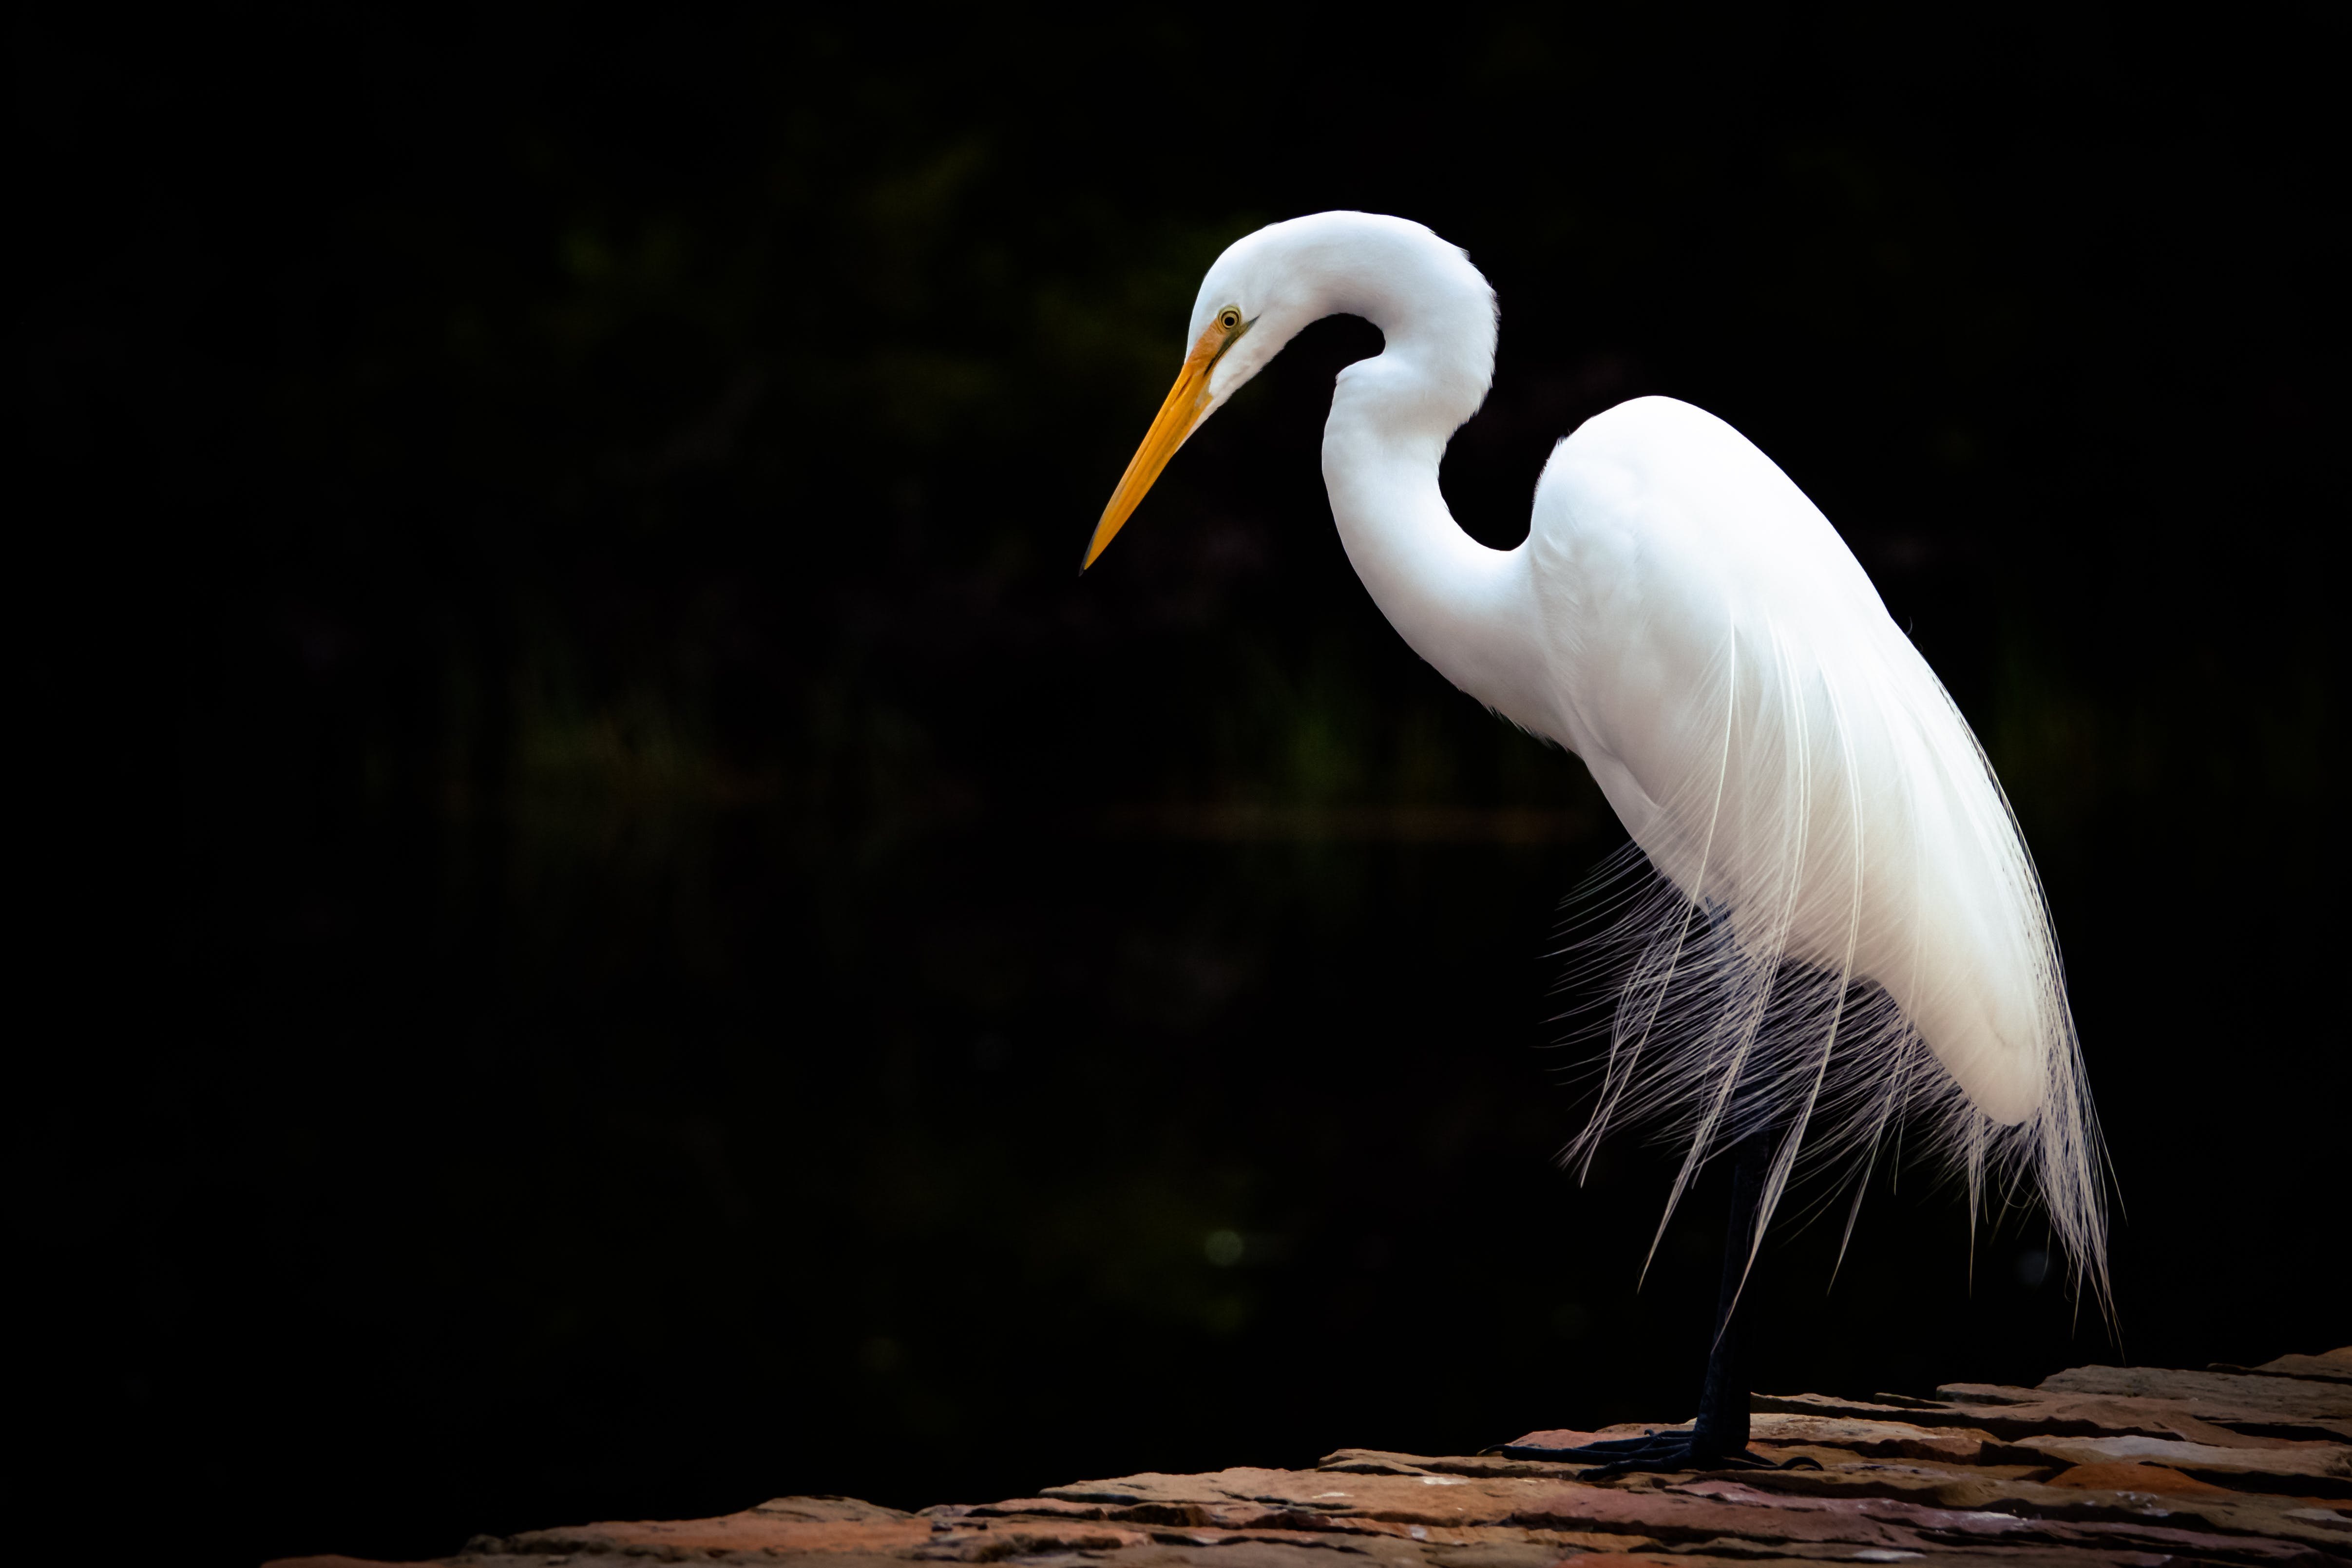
(1293, 227, 1542, 729)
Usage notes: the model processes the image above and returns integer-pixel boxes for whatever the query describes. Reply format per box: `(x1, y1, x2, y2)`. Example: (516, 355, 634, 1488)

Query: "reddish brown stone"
(2221, 1352, 2352, 1386)
(1747, 1412, 2029, 1462)
(2050, 1462, 2240, 1497)
(264, 1354, 2352, 1568)
(1766, 1388, 2246, 1444)
(478, 1494, 933, 1558)
(2020, 1432, 2352, 1496)
(1496, 1428, 1618, 1451)
(2037, 1366, 2352, 1421)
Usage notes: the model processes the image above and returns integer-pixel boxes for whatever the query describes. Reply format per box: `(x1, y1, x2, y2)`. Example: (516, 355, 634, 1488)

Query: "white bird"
(1083, 211, 2107, 1470)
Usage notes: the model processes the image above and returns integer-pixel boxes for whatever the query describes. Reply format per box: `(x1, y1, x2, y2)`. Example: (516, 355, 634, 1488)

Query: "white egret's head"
(1080, 225, 1320, 571)
(1081, 212, 1493, 571)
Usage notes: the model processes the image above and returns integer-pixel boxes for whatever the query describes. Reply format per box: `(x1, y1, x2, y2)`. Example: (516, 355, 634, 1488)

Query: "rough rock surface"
(270, 1350, 2351, 1568)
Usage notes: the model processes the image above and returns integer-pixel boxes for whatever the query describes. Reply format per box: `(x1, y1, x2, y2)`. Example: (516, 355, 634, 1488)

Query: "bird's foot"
(1484, 1431, 1822, 1479)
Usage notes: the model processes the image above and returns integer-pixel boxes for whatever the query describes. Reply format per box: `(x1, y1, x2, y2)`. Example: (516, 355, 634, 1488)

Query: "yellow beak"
(1081, 314, 1244, 572)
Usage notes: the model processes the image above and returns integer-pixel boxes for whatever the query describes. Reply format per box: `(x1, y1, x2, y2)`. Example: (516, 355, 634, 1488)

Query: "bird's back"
(1513, 397, 2103, 1291)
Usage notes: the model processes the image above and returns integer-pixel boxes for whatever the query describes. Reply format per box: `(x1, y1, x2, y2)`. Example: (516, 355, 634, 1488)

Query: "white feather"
(1161, 212, 2109, 1309)
(1531, 399, 2105, 1309)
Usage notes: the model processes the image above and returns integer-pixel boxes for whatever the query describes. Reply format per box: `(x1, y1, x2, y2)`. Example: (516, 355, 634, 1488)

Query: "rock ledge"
(272, 1350, 2352, 1568)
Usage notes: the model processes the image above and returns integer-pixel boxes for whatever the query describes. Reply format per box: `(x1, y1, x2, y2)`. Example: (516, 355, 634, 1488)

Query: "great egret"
(1083, 211, 2108, 1472)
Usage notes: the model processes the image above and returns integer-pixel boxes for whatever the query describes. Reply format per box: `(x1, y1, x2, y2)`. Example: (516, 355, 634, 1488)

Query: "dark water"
(18, 11, 2343, 1566)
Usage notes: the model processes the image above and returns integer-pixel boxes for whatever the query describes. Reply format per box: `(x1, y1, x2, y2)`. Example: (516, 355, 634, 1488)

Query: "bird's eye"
(1218, 307, 1242, 331)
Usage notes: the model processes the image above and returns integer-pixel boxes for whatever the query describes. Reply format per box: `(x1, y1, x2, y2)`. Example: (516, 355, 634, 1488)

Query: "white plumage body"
(1090, 210, 2106, 1297)
(1530, 397, 2043, 1126)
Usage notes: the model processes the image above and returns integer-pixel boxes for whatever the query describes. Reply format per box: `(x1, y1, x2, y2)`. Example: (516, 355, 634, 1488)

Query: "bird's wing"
(1519, 397, 2106, 1303)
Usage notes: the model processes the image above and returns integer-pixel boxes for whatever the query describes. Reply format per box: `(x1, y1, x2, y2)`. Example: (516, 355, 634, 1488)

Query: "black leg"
(1686, 1126, 1768, 1460)
(1491, 1130, 1804, 1476)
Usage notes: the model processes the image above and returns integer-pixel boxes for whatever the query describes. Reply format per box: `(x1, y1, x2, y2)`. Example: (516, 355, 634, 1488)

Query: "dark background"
(15, 7, 2345, 1566)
